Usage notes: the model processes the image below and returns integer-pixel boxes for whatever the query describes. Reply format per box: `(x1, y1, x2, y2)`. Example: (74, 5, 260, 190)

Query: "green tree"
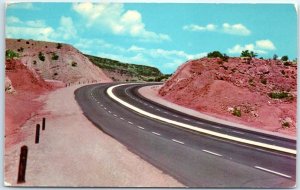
(281, 55, 289, 61)
(207, 51, 223, 58)
(6, 49, 19, 60)
(273, 54, 278, 60)
(38, 52, 45, 61)
(250, 51, 257, 58)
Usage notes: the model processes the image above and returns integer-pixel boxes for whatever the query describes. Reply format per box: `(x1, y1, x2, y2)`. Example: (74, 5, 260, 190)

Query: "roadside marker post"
(35, 124, 40, 144)
(17, 146, 28, 183)
(42, 118, 46, 130)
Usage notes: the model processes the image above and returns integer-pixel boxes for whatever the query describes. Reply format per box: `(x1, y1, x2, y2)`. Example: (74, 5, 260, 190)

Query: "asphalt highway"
(75, 82, 296, 188)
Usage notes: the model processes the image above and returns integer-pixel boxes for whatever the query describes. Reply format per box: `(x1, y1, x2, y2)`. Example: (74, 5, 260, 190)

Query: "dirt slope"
(159, 57, 297, 136)
(6, 39, 112, 84)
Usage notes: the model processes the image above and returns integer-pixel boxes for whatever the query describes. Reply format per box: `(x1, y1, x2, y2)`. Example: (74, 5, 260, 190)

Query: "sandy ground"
(4, 84, 183, 187)
(139, 85, 295, 140)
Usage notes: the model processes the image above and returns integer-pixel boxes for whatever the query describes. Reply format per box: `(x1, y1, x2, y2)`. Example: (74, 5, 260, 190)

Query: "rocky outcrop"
(159, 57, 297, 136)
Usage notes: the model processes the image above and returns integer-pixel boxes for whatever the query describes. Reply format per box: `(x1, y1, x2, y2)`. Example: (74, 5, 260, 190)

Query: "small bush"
(17, 47, 24, 52)
(33, 60, 37, 65)
(71, 61, 77, 67)
(5, 49, 19, 60)
(232, 107, 241, 117)
(281, 70, 285, 75)
(261, 78, 267, 85)
(282, 122, 290, 128)
(38, 52, 45, 61)
(53, 72, 58, 76)
(56, 43, 62, 49)
(284, 62, 291, 66)
(248, 78, 255, 86)
(17, 39, 21, 42)
(268, 92, 290, 99)
(51, 53, 59, 60)
(26, 41, 30, 44)
(281, 55, 289, 61)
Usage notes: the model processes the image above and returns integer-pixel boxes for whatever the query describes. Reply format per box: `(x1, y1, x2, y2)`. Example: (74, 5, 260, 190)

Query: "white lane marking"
(152, 132, 161, 136)
(144, 103, 148, 106)
(120, 117, 124, 120)
(202, 149, 223, 157)
(137, 126, 145, 130)
(149, 106, 154, 108)
(183, 118, 190, 121)
(100, 104, 103, 107)
(259, 137, 274, 142)
(108, 111, 112, 113)
(164, 111, 169, 114)
(209, 125, 221, 129)
(172, 114, 178, 117)
(104, 107, 107, 110)
(113, 114, 118, 117)
(232, 130, 244, 135)
(254, 166, 291, 178)
(128, 121, 133, 125)
(107, 84, 296, 155)
(172, 139, 185, 144)
(156, 109, 160, 111)
(97, 102, 100, 104)
(196, 121, 204, 125)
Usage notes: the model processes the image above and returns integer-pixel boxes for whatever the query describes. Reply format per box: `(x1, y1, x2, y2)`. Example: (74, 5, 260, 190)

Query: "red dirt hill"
(159, 57, 297, 136)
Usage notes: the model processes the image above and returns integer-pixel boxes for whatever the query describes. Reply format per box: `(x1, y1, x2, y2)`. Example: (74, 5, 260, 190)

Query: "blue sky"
(6, 3, 297, 74)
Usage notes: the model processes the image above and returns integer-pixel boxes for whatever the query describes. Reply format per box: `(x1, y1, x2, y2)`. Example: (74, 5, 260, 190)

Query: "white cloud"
(55, 16, 77, 40)
(72, 3, 170, 42)
(228, 39, 276, 55)
(222, 23, 251, 36)
(255, 39, 276, 50)
(183, 24, 217, 32)
(6, 16, 77, 42)
(7, 2, 36, 10)
(183, 22, 251, 36)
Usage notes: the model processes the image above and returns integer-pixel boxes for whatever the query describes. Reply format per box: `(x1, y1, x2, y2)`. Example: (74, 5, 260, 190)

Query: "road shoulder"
(4, 84, 183, 187)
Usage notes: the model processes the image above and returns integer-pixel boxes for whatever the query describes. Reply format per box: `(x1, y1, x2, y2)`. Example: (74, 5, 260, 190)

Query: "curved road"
(75, 82, 296, 188)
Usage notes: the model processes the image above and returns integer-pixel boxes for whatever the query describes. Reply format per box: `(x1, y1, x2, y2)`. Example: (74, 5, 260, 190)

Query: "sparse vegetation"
(248, 78, 255, 86)
(33, 60, 37, 65)
(282, 121, 290, 128)
(38, 52, 45, 61)
(207, 51, 229, 62)
(26, 41, 30, 44)
(53, 72, 58, 76)
(17, 47, 24, 52)
(51, 53, 59, 60)
(5, 49, 19, 60)
(281, 55, 289, 61)
(260, 78, 267, 85)
(232, 107, 241, 117)
(268, 91, 290, 99)
(240, 50, 257, 58)
(71, 61, 77, 67)
(56, 43, 62, 49)
(85, 54, 164, 81)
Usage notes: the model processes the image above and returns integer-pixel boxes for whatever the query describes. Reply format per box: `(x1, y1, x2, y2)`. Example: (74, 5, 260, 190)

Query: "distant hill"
(85, 54, 171, 82)
(6, 39, 112, 84)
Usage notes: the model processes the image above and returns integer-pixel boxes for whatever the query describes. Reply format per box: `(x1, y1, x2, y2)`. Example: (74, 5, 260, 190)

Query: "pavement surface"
(75, 82, 296, 188)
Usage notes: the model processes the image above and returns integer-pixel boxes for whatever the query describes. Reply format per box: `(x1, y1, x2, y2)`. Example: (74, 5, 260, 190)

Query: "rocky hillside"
(85, 54, 170, 82)
(6, 39, 112, 84)
(159, 57, 297, 136)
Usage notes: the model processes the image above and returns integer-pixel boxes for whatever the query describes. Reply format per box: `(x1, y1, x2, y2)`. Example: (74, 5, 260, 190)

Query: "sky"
(5, 2, 297, 74)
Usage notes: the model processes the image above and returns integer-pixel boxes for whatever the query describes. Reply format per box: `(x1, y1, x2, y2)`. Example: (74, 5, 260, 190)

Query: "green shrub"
(71, 61, 77, 67)
(232, 107, 241, 117)
(241, 50, 257, 58)
(51, 53, 59, 60)
(281, 55, 289, 61)
(17, 47, 24, 52)
(207, 51, 223, 58)
(6, 49, 19, 60)
(56, 43, 62, 49)
(273, 54, 278, 60)
(33, 60, 37, 65)
(261, 78, 267, 85)
(282, 122, 290, 128)
(38, 52, 45, 61)
(268, 92, 290, 99)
